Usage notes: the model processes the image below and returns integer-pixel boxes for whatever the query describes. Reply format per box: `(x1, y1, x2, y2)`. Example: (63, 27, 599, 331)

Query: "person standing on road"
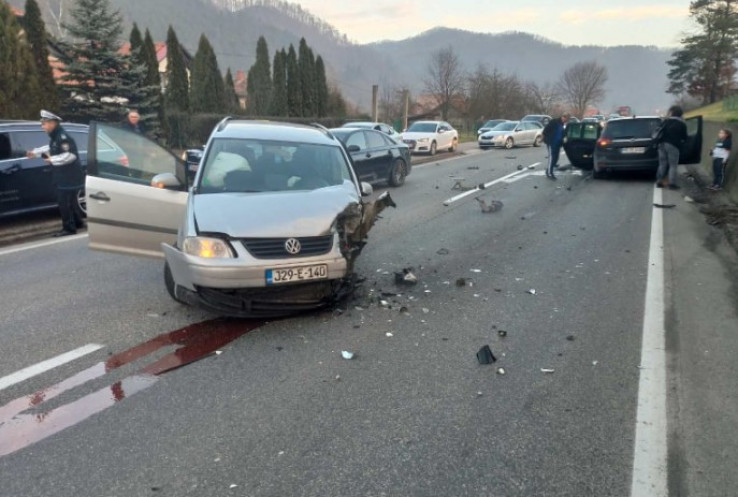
(25, 110, 85, 237)
(542, 113, 570, 180)
(655, 105, 688, 190)
(708, 128, 732, 191)
(122, 109, 145, 135)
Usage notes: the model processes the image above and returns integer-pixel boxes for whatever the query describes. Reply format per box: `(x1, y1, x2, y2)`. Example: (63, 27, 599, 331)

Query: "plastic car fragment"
(477, 345, 497, 364)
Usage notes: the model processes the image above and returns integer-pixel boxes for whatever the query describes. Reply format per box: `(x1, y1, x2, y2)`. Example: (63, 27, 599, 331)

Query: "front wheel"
(592, 168, 605, 179)
(533, 136, 542, 147)
(388, 158, 407, 187)
(164, 262, 187, 304)
(77, 189, 87, 216)
(505, 138, 514, 149)
(448, 138, 458, 152)
(429, 141, 437, 155)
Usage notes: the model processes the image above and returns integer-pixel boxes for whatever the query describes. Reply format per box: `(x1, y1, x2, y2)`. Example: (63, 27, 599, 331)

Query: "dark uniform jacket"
(48, 125, 84, 189)
(542, 118, 565, 146)
(658, 117, 688, 149)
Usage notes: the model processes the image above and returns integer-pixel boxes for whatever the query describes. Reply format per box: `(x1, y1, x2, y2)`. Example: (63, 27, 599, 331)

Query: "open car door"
(563, 122, 601, 170)
(679, 115, 703, 164)
(86, 122, 188, 258)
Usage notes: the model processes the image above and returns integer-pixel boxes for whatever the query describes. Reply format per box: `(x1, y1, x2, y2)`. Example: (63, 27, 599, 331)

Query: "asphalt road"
(1, 143, 736, 497)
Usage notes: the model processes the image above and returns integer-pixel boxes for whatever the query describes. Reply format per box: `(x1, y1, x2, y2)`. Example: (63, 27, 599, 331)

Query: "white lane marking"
(0, 344, 104, 392)
(630, 186, 667, 497)
(0, 233, 87, 257)
(442, 163, 541, 206)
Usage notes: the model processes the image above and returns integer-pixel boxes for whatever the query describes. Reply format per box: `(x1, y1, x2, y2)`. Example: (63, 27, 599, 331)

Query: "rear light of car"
(119, 155, 129, 167)
(597, 138, 612, 147)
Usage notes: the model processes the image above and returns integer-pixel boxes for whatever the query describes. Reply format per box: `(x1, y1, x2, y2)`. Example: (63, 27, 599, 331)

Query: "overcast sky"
(294, 0, 693, 47)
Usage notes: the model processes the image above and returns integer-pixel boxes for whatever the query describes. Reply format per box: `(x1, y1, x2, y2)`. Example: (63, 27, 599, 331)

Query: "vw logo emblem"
(284, 238, 302, 255)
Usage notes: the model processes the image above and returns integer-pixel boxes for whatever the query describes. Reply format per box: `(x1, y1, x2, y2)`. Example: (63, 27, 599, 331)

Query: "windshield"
(494, 122, 518, 131)
(483, 120, 503, 128)
(341, 122, 372, 129)
(522, 116, 540, 121)
(602, 119, 661, 140)
(198, 138, 354, 194)
(407, 122, 438, 133)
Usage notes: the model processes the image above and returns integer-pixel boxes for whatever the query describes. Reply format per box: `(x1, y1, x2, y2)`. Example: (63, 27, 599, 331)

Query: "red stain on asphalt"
(0, 318, 262, 458)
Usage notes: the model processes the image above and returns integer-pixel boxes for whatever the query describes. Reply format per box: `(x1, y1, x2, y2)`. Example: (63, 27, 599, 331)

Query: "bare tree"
(556, 61, 608, 118)
(424, 46, 465, 120)
(43, 0, 67, 39)
(526, 81, 560, 115)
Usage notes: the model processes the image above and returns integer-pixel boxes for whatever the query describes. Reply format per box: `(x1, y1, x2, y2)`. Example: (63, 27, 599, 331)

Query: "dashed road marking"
(442, 163, 541, 205)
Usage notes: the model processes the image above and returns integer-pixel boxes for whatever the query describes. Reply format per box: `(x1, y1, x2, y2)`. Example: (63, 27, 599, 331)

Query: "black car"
(330, 128, 412, 186)
(0, 121, 130, 218)
(563, 115, 703, 178)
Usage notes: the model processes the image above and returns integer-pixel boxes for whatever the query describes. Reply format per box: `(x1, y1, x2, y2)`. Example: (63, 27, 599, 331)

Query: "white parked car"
(478, 121, 543, 149)
(401, 121, 458, 155)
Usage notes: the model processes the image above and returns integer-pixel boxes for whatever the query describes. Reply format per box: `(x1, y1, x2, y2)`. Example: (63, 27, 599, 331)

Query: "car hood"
(402, 132, 437, 140)
(193, 184, 360, 238)
(480, 130, 511, 138)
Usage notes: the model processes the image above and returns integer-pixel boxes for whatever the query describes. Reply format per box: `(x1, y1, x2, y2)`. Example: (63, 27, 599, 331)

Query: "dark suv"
(0, 121, 89, 218)
(563, 115, 703, 178)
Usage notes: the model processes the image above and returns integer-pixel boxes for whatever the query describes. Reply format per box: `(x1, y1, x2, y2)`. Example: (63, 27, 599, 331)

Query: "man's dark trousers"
(57, 188, 84, 233)
(547, 143, 562, 177)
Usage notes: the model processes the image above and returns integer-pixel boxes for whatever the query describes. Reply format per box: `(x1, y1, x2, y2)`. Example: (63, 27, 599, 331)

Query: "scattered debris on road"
(456, 278, 467, 287)
(684, 196, 695, 203)
(496, 367, 506, 375)
(516, 164, 524, 170)
(436, 248, 450, 255)
(566, 335, 576, 341)
(654, 203, 676, 209)
(527, 289, 537, 295)
(341, 350, 355, 360)
(394, 268, 418, 286)
(467, 165, 480, 170)
(498, 330, 508, 337)
(475, 197, 504, 213)
(477, 345, 497, 364)
(541, 368, 555, 374)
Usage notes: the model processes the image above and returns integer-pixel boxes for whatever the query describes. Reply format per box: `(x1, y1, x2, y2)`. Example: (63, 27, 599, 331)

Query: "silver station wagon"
(85, 119, 393, 317)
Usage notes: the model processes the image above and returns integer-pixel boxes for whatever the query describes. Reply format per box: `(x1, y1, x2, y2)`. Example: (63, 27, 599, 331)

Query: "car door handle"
(89, 192, 110, 202)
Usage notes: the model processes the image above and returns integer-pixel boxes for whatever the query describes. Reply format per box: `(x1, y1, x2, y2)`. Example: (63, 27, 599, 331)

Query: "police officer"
(26, 110, 85, 237)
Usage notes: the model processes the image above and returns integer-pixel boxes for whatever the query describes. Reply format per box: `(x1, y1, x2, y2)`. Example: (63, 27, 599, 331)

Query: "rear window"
(602, 119, 661, 139)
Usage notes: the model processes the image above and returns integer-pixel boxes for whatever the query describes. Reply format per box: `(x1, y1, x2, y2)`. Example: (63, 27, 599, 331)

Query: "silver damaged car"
(85, 119, 395, 317)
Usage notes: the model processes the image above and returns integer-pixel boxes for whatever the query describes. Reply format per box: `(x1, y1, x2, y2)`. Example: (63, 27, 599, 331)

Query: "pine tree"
(190, 33, 226, 113)
(123, 24, 162, 135)
(246, 36, 273, 116)
(315, 55, 328, 118)
(58, 0, 131, 122)
(298, 38, 316, 116)
(23, 0, 58, 111)
(269, 48, 288, 116)
(143, 29, 166, 138)
(165, 25, 189, 112)
(129, 23, 143, 61)
(0, 2, 40, 119)
(224, 68, 240, 113)
(286, 44, 302, 117)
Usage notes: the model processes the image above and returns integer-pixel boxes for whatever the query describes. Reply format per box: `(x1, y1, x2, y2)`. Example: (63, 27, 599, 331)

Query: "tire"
(505, 137, 514, 149)
(388, 158, 407, 187)
(77, 188, 87, 217)
(448, 138, 458, 152)
(592, 168, 604, 179)
(164, 262, 187, 304)
(533, 136, 542, 147)
(429, 141, 437, 156)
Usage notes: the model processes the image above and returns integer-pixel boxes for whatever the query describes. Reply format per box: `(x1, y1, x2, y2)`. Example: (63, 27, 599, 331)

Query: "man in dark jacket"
(542, 113, 570, 180)
(655, 105, 688, 189)
(122, 109, 145, 135)
(26, 110, 85, 237)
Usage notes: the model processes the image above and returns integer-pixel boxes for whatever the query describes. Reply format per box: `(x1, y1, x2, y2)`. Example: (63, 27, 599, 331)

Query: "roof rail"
(309, 122, 334, 140)
(216, 116, 235, 132)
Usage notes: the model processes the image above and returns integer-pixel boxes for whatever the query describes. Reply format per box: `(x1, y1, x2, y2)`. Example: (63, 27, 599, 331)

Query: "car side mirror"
(151, 172, 182, 189)
(360, 182, 373, 197)
(347, 144, 361, 153)
(438, 129, 446, 134)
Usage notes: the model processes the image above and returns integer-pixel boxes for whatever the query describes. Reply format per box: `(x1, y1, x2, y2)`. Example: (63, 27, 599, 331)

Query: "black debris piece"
(394, 268, 418, 285)
(498, 330, 508, 337)
(653, 203, 676, 209)
(516, 164, 524, 170)
(456, 278, 467, 287)
(437, 248, 450, 255)
(276, 346, 284, 351)
(566, 335, 576, 341)
(477, 345, 497, 364)
(467, 166, 480, 170)
(476, 197, 504, 213)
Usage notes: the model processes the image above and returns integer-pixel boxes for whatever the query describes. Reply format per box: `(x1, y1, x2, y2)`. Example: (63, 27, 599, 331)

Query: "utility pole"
(402, 88, 409, 132)
(371, 85, 379, 121)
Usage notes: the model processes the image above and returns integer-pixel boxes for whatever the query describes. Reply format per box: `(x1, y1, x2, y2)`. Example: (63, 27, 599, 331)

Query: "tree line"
(0, 0, 347, 146)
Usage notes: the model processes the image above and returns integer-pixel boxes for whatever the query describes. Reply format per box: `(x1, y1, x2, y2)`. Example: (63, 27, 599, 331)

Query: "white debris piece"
(230, 484, 238, 489)
(214, 350, 223, 356)
(386, 332, 394, 337)
(496, 367, 506, 375)
(684, 196, 695, 203)
(527, 289, 537, 295)
(341, 351, 355, 360)
(471, 269, 482, 273)
(540, 368, 555, 374)
(422, 308, 430, 314)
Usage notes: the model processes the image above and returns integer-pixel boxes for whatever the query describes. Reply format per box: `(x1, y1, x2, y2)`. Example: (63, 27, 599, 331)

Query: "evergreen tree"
(0, 2, 40, 119)
(286, 44, 302, 117)
(165, 25, 190, 112)
(298, 38, 316, 116)
(58, 0, 139, 122)
(23, 0, 58, 111)
(129, 23, 143, 62)
(143, 28, 166, 138)
(246, 36, 273, 116)
(190, 33, 226, 113)
(224, 68, 240, 113)
(123, 24, 162, 135)
(326, 84, 347, 118)
(269, 48, 288, 116)
(315, 55, 328, 118)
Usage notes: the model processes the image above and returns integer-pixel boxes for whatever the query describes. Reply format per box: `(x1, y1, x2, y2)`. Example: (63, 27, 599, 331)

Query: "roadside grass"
(458, 130, 477, 143)
(685, 99, 738, 122)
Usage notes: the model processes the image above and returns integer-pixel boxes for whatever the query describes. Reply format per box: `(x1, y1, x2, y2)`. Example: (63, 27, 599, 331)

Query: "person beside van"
(655, 105, 688, 190)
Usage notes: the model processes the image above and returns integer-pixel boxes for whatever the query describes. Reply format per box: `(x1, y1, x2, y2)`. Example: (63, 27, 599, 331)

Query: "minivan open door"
(86, 122, 188, 258)
(679, 115, 703, 165)
(563, 122, 601, 170)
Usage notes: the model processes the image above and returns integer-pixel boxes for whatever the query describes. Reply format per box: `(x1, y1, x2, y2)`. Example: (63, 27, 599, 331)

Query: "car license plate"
(621, 147, 646, 154)
(266, 264, 328, 285)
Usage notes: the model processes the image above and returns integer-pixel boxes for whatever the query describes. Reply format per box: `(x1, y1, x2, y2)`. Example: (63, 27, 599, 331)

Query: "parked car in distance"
(341, 122, 403, 143)
(330, 128, 411, 186)
(401, 121, 458, 155)
(563, 115, 703, 178)
(0, 120, 127, 219)
(85, 119, 382, 317)
(478, 120, 543, 149)
(521, 114, 551, 126)
(477, 119, 509, 136)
